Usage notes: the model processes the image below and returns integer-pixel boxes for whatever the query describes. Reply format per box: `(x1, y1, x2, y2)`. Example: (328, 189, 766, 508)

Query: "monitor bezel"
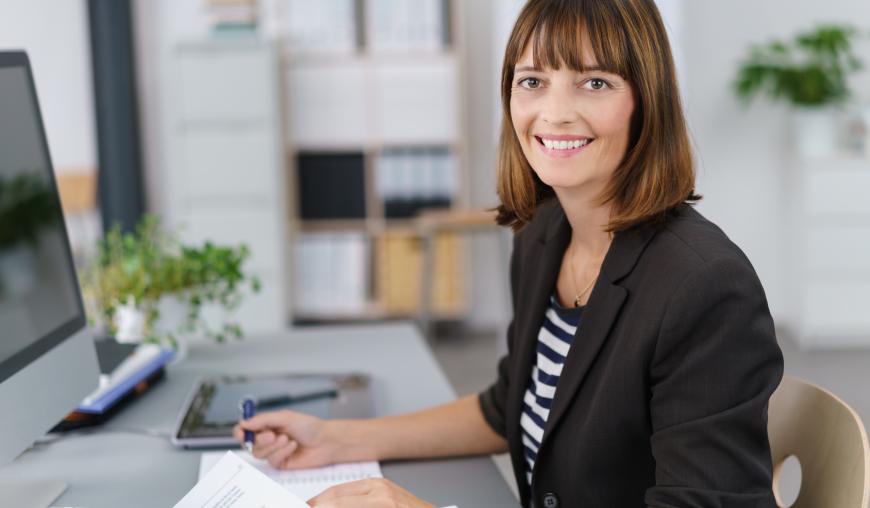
(0, 50, 88, 385)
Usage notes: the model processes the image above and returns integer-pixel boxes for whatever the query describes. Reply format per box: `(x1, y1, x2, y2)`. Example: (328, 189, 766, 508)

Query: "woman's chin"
(534, 171, 590, 192)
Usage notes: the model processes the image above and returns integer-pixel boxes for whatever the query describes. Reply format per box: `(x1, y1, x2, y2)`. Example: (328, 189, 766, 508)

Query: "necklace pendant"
(573, 295, 582, 308)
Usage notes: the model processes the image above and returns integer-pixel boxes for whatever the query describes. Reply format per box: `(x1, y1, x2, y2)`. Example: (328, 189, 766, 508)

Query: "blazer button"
(542, 492, 559, 508)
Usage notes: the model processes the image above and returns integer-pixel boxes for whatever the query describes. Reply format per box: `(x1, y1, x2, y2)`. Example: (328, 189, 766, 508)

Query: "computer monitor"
(0, 51, 100, 507)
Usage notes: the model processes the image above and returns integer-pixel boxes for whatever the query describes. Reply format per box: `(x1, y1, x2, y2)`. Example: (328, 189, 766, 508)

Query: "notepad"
(199, 451, 383, 502)
(177, 451, 308, 508)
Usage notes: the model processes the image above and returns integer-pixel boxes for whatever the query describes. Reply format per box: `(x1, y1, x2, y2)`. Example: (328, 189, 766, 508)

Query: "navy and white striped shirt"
(520, 294, 583, 486)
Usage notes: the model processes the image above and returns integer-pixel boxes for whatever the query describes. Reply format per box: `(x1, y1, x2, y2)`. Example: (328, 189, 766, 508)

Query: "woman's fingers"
(264, 439, 299, 469)
(237, 410, 294, 432)
(251, 432, 287, 459)
(307, 479, 375, 505)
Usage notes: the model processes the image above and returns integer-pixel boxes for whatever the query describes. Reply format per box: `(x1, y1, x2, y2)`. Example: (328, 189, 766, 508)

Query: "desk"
(0, 323, 519, 508)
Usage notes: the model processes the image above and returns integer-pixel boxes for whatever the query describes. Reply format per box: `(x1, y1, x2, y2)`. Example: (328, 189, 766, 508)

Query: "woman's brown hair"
(495, 0, 700, 232)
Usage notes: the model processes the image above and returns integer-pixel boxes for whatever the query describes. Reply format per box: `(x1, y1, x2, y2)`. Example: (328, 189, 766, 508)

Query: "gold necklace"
(567, 242, 598, 308)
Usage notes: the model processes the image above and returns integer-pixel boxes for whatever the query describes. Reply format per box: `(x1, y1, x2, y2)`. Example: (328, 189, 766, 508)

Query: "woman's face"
(509, 37, 636, 197)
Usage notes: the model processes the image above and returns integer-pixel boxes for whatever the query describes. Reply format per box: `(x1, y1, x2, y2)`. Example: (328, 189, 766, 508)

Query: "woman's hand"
(307, 478, 436, 508)
(232, 410, 341, 470)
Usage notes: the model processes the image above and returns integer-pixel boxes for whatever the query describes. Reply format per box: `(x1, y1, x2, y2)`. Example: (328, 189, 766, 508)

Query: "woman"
(235, 0, 784, 506)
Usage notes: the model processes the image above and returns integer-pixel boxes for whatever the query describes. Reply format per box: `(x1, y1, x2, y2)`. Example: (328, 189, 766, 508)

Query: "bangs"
(517, 0, 631, 79)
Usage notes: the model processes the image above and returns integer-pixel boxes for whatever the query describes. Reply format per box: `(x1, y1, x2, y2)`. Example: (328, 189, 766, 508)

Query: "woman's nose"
(540, 89, 580, 126)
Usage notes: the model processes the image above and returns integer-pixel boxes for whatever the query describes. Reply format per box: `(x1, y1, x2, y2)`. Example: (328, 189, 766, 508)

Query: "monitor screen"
(0, 62, 85, 384)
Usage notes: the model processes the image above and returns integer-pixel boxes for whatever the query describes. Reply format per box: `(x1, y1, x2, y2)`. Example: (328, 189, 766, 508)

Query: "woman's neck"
(554, 187, 613, 260)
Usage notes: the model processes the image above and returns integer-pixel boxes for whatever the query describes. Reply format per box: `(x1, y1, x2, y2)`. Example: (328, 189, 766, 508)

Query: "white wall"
(681, 0, 870, 327)
(0, 0, 96, 173)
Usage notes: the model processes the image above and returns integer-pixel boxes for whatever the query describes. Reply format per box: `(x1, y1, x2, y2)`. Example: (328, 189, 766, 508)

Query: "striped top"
(521, 294, 583, 486)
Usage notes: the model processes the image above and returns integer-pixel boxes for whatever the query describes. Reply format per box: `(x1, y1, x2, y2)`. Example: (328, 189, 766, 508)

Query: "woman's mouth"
(534, 135, 595, 158)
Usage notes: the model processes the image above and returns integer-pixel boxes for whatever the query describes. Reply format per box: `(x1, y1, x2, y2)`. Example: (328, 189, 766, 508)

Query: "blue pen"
(241, 397, 255, 453)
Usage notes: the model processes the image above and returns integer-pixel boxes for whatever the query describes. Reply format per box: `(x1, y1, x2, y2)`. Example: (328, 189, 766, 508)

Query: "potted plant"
(80, 214, 261, 359)
(733, 24, 864, 158)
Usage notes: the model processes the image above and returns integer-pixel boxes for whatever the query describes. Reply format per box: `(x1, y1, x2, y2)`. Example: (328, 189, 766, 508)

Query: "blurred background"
(1, 0, 869, 489)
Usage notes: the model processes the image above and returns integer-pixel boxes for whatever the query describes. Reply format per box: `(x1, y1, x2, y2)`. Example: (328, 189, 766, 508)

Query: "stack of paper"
(175, 451, 457, 508)
(198, 451, 382, 502)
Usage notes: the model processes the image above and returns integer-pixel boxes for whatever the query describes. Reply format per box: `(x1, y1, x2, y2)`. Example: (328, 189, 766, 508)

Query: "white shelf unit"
(784, 155, 870, 348)
(279, 0, 471, 323)
(166, 39, 289, 335)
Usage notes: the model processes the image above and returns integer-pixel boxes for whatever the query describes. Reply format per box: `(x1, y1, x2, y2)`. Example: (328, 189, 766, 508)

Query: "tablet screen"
(175, 373, 369, 444)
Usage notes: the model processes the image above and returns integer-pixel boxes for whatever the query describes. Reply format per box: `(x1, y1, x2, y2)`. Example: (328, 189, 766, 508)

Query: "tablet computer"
(171, 372, 372, 449)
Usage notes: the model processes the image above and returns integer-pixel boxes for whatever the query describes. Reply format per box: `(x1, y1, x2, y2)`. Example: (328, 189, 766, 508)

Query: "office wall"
(0, 0, 97, 172)
(681, 0, 870, 328)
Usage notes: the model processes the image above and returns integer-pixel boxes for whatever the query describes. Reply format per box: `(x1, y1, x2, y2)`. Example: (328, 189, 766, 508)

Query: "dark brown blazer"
(479, 198, 784, 508)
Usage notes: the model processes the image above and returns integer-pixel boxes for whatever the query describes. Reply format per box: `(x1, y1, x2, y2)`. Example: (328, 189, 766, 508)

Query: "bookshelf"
(168, 0, 472, 327)
(278, 0, 471, 323)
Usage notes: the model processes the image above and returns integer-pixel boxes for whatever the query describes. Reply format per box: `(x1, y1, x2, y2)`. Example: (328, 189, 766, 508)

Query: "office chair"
(768, 375, 870, 507)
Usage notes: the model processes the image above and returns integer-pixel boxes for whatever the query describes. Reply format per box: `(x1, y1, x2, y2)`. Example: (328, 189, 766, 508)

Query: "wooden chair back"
(769, 375, 870, 507)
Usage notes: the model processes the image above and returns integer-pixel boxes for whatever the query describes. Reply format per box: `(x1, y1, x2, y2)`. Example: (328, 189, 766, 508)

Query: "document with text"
(174, 451, 309, 508)
(199, 450, 383, 501)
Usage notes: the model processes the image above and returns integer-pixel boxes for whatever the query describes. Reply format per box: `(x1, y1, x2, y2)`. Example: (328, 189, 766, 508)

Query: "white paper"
(175, 451, 309, 508)
(199, 451, 383, 502)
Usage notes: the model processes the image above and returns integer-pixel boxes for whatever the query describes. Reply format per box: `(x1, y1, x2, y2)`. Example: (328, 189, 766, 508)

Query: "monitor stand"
(0, 480, 67, 508)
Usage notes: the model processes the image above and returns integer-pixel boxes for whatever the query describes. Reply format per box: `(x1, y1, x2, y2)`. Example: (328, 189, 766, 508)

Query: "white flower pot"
(114, 297, 146, 344)
(791, 106, 840, 159)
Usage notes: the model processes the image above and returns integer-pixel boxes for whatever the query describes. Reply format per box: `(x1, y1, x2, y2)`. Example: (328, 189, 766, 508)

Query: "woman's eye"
(584, 78, 610, 90)
(518, 77, 541, 89)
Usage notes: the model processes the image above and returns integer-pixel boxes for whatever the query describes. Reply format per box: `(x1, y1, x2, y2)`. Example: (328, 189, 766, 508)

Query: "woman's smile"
(534, 134, 595, 159)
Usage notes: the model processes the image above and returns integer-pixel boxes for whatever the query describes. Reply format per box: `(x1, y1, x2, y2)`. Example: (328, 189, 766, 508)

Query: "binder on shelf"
(375, 147, 456, 219)
(297, 152, 367, 220)
(294, 232, 369, 316)
(374, 231, 464, 315)
(366, 0, 448, 52)
(283, 0, 358, 54)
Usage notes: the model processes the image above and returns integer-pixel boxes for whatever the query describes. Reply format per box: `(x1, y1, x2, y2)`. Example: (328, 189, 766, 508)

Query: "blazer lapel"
(540, 275, 627, 446)
(538, 209, 659, 448)
(506, 206, 570, 459)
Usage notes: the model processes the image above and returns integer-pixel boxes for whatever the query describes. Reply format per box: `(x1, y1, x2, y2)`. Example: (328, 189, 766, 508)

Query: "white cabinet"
(785, 156, 870, 348)
(166, 40, 288, 335)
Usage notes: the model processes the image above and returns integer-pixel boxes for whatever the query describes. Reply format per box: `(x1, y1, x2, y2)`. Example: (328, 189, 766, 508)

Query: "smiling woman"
(231, 2, 784, 507)
(496, 0, 698, 232)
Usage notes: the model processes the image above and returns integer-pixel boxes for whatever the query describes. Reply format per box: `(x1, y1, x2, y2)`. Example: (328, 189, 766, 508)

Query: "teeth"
(541, 138, 590, 150)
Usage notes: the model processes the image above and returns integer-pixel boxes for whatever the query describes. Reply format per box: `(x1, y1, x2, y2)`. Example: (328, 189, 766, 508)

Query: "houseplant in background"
(733, 24, 864, 158)
(80, 214, 261, 360)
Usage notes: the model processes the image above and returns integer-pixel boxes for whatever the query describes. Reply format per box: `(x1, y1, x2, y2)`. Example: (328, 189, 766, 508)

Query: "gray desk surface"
(0, 322, 519, 507)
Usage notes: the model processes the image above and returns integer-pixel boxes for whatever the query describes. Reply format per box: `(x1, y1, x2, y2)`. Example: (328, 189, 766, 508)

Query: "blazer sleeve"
(478, 232, 521, 438)
(644, 256, 784, 507)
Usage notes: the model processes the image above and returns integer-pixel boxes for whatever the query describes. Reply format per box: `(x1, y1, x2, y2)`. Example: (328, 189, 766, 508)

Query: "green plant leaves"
(733, 23, 864, 107)
(79, 213, 260, 345)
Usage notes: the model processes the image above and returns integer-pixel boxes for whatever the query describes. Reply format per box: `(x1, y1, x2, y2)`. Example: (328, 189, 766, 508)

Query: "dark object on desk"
(94, 338, 137, 374)
(255, 388, 338, 410)
(51, 339, 174, 432)
(171, 372, 371, 449)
